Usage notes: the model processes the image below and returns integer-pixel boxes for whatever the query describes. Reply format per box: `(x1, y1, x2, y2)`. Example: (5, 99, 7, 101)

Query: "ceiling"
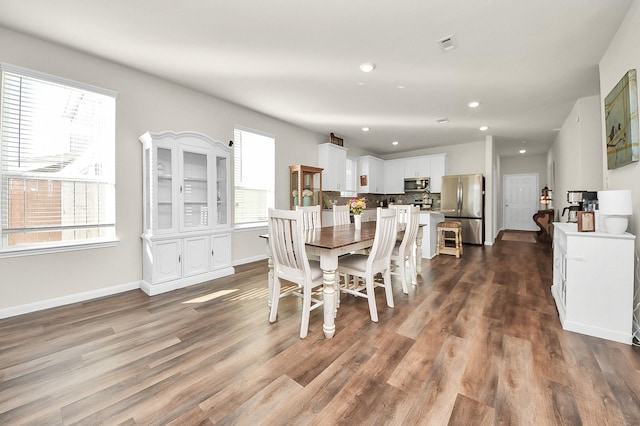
(0, 0, 633, 157)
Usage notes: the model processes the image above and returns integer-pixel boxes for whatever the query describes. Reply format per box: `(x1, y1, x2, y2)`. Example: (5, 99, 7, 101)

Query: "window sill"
(234, 222, 268, 232)
(0, 238, 120, 259)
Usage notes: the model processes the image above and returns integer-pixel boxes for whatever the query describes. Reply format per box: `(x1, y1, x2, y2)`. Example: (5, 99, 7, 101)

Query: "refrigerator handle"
(457, 181, 463, 215)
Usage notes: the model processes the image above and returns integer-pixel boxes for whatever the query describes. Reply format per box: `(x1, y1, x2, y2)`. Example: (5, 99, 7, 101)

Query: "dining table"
(262, 220, 423, 338)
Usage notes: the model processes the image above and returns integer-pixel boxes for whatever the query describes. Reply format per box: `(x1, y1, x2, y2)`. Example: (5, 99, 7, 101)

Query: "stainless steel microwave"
(404, 177, 430, 192)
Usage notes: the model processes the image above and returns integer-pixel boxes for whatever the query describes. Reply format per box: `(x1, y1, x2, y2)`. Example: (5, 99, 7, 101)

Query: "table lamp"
(597, 190, 633, 234)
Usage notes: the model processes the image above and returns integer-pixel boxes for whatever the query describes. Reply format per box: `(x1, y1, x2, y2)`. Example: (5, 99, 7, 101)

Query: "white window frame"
(233, 125, 275, 229)
(0, 63, 118, 257)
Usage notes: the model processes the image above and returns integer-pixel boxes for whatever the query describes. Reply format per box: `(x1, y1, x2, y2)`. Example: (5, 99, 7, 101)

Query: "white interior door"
(503, 174, 538, 231)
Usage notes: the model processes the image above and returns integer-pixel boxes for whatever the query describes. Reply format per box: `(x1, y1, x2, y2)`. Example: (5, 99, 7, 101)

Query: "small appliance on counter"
(562, 190, 598, 222)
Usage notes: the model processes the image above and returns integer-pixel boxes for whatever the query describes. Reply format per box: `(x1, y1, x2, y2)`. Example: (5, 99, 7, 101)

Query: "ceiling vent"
(438, 35, 456, 52)
(436, 117, 449, 124)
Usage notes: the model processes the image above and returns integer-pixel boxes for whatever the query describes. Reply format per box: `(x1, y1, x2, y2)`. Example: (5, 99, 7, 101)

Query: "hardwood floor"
(1, 231, 639, 425)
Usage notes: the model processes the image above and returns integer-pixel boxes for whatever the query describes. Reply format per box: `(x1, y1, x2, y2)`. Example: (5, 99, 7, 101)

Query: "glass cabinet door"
(155, 146, 175, 231)
(181, 149, 209, 230)
(216, 155, 228, 226)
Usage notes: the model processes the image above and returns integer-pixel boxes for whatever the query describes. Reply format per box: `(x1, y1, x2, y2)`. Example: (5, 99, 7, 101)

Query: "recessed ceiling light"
(519, 149, 526, 154)
(397, 85, 405, 89)
(357, 82, 365, 86)
(359, 63, 376, 73)
(468, 101, 480, 108)
(362, 127, 370, 132)
(392, 141, 399, 145)
(479, 126, 489, 131)
(436, 117, 449, 124)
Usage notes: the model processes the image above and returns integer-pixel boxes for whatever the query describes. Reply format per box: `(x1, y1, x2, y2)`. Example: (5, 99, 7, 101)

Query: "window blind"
(1, 64, 117, 249)
(233, 126, 275, 226)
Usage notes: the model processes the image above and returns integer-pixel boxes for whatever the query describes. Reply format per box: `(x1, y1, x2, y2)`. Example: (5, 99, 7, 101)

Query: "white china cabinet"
(139, 131, 234, 295)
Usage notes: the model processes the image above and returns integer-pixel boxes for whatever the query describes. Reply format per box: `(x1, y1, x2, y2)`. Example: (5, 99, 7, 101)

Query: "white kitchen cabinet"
(318, 143, 347, 191)
(358, 155, 384, 193)
(140, 131, 234, 295)
(384, 159, 405, 194)
(429, 154, 446, 193)
(551, 222, 635, 344)
(404, 156, 430, 178)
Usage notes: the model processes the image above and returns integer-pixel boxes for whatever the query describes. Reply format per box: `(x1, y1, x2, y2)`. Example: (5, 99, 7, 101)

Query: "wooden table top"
(304, 222, 378, 250)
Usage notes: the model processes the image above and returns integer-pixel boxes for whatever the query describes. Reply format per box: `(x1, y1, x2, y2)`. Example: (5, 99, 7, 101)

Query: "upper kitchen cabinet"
(384, 158, 404, 194)
(404, 156, 430, 178)
(318, 143, 347, 191)
(358, 155, 384, 193)
(429, 154, 446, 193)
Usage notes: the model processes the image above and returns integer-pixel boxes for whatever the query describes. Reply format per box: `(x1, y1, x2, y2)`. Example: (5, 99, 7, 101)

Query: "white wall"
(0, 26, 325, 312)
(598, 0, 640, 338)
(549, 95, 604, 220)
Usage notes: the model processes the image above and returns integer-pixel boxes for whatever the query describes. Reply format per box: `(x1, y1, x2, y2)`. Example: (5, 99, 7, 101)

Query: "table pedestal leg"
(322, 269, 336, 338)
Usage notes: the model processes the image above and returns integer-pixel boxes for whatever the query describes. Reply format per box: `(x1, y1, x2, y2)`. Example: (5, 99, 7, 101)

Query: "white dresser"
(552, 222, 635, 344)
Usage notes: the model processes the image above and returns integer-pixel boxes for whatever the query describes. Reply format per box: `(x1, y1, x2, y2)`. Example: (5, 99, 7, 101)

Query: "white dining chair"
(268, 208, 324, 338)
(390, 205, 420, 294)
(333, 204, 350, 225)
(336, 207, 398, 322)
(296, 205, 321, 230)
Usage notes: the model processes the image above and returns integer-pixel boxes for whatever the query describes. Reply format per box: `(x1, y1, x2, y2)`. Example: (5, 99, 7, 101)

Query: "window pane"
(1, 65, 116, 250)
(233, 127, 274, 225)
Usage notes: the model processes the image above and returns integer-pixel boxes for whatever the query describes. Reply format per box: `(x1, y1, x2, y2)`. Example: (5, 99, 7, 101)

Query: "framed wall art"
(604, 69, 639, 169)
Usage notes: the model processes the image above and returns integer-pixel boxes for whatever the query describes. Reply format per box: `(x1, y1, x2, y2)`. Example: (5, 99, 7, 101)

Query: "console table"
(551, 222, 635, 344)
(533, 209, 554, 243)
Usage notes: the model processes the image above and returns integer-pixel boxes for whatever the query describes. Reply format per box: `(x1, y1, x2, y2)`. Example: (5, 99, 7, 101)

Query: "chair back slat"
(333, 204, 350, 225)
(368, 208, 398, 270)
(268, 208, 310, 281)
(296, 205, 321, 230)
(399, 205, 420, 256)
(389, 204, 411, 224)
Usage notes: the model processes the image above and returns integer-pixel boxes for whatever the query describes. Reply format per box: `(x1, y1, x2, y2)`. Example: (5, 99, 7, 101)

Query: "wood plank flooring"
(1, 231, 639, 425)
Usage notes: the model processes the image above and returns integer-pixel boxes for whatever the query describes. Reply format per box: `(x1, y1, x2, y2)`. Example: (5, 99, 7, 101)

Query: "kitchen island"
(419, 211, 445, 259)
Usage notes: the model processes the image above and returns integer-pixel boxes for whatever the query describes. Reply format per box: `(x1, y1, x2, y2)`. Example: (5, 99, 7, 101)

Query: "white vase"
(354, 214, 362, 230)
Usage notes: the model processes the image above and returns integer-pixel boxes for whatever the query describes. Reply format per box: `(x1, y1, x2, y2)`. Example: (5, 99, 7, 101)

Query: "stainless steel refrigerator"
(440, 174, 485, 244)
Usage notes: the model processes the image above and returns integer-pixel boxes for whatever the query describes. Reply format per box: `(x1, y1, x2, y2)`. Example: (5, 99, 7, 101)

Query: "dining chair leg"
(300, 286, 311, 338)
(365, 272, 379, 322)
(269, 276, 281, 323)
(383, 269, 394, 308)
(408, 254, 417, 286)
(398, 260, 409, 294)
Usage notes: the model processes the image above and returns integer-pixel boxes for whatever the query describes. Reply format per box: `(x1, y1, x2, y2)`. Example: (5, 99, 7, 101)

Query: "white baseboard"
(140, 267, 235, 296)
(233, 254, 268, 266)
(0, 280, 142, 320)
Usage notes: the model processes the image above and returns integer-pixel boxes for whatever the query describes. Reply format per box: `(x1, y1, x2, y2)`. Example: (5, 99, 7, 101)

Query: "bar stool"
(436, 221, 463, 258)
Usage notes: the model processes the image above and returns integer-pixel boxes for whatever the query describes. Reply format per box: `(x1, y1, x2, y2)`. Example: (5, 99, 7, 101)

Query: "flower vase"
(303, 196, 311, 206)
(354, 214, 362, 230)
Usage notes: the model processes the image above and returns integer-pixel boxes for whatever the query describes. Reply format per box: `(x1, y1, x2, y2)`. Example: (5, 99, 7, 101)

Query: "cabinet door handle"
(178, 254, 181, 263)
(179, 185, 183, 193)
(212, 250, 214, 256)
